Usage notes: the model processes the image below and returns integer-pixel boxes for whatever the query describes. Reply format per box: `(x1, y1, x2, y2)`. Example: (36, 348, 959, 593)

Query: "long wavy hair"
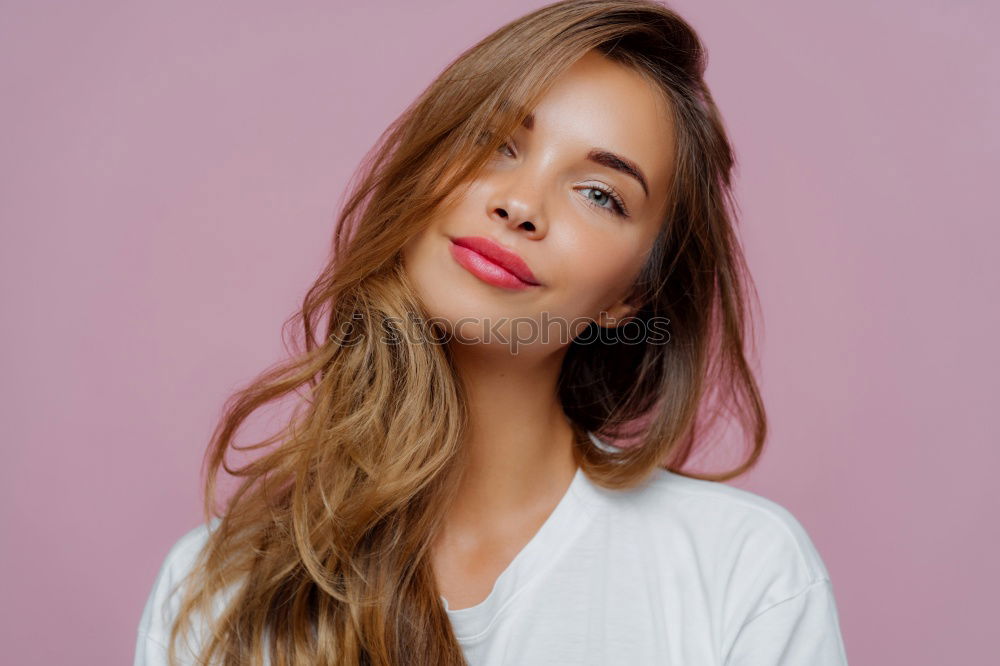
(164, 0, 767, 663)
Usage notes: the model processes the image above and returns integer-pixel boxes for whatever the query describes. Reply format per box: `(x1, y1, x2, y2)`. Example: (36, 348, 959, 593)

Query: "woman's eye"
(474, 130, 494, 146)
(476, 130, 516, 159)
(581, 186, 628, 218)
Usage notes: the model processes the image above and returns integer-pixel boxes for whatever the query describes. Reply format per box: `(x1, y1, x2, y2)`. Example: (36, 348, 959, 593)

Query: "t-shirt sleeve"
(134, 541, 183, 665)
(134, 522, 216, 665)
(723, 577, 848, 665)
(133, 625, 171, 666)
(703, 485, 849, 665)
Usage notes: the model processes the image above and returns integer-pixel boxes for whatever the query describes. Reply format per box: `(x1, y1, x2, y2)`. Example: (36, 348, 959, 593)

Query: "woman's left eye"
(580, 186, 629, 218)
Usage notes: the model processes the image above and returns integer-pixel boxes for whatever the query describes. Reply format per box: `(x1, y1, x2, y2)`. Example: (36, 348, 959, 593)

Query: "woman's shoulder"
(586, 433, 832, 586)
(595, 466, 844, 658)
(134, 517, 223, 660)
(601, 463, 840, 643)
(152, 517, 221, 590)
(629, 469, 846, 663)
(580, 431, 835, 605)
(651, 468, 829, 575)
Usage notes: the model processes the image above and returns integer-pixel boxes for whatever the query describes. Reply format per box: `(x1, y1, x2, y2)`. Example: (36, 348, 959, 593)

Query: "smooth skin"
(401, 49, 676, 610)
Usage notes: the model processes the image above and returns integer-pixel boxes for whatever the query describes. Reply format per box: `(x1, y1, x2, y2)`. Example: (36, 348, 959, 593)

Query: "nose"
(487, 171, 548, 238)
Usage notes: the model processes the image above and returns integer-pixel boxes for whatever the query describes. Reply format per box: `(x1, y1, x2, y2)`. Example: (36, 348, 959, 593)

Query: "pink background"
(2, 1, 997, 663)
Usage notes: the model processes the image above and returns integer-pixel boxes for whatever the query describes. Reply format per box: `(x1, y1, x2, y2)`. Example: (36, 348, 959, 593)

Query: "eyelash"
(480, 132, 631, 219)
(580, 183, 629, 218)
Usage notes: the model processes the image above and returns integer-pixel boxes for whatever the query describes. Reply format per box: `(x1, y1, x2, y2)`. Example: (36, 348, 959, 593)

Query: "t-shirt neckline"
(440, 430, 614, 642)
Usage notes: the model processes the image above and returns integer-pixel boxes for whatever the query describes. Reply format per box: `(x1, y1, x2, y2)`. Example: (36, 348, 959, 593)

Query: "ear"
(596, 298, 641, 329)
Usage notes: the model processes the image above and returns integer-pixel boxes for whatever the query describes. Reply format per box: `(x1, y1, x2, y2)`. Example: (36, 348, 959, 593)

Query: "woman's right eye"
(476, 130, 514, 157)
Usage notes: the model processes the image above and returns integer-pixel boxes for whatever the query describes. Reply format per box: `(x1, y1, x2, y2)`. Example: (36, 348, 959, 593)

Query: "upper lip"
(450, 236, 541, 285)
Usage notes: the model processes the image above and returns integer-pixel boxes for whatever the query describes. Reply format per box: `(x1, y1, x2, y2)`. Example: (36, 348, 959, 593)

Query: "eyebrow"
(520, 111, 649, 199)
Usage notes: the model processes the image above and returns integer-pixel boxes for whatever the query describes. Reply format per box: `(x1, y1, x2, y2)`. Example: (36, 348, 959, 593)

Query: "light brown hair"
(165, 0, 766, 663)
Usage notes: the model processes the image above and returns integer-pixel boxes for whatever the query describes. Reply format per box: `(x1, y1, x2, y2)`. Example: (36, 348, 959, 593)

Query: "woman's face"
(402, 50, 676, 354)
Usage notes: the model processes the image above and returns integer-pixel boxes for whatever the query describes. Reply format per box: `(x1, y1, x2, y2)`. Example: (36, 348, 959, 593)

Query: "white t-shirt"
(135, 432, 848, 664)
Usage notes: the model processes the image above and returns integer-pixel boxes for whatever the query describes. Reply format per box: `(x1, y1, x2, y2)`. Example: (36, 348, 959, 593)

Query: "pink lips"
(449, 236, 541, 290)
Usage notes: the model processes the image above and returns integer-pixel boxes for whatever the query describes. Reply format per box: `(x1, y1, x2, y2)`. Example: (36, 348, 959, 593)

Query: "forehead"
(524, 51, 675, 201)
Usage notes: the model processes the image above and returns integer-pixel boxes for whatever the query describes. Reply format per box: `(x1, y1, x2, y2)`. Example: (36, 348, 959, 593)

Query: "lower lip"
(448, 241, 538, 291)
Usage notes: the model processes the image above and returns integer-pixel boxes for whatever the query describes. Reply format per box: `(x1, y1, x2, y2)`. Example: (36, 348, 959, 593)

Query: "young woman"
(134, 1, 848, 664)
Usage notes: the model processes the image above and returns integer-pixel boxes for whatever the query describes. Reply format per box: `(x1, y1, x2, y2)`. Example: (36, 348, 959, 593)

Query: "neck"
(444, 341, 579, 530)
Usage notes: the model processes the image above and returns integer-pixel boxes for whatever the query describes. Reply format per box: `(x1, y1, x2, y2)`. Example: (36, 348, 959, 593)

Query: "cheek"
(399, 232, 424, 281)
(400, 226, 441, 304)
(551, 238, 644, 316)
